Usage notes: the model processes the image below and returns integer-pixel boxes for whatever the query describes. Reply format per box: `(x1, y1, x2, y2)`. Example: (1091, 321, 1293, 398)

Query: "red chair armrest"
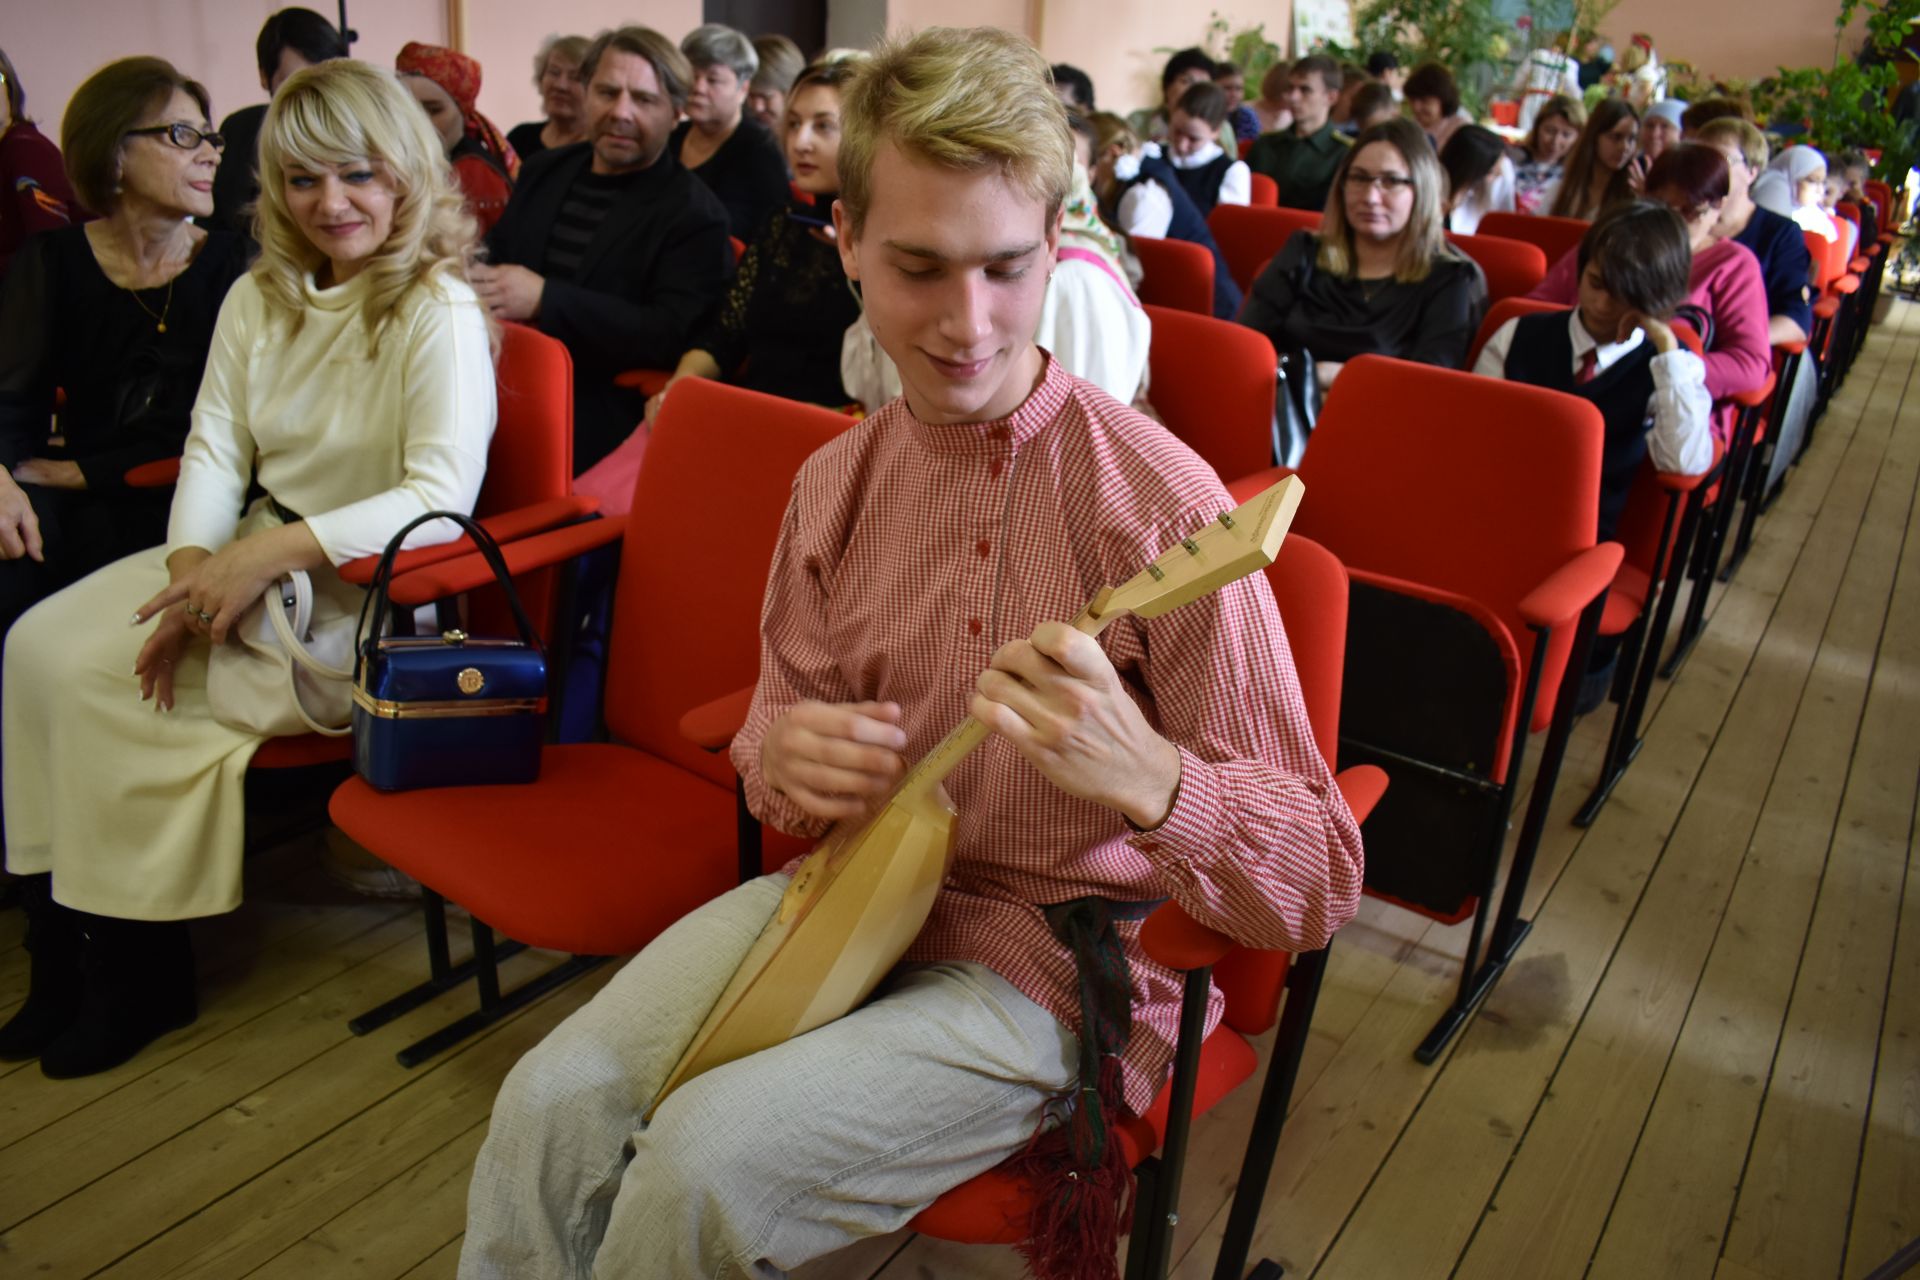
(1518, 542, 1624, 630)
(1140, 901, 1233, 972)
(680, 685, 756, 752)
(383, 514, 628, 607)
(614, 369, 672, 396)
(1136, 762, 1389, 973)
(338, 496, 601, 585)
(1833, 275, 1860, 295)
(1225, 465, 1297, 506)
(1774, 338, 1808, 356)
(1813, 296, 1840, 319)
(1336, 763, 1388, 825)
(1727, 371, 1777, 410)
(125, 458, 182, 488)
(1849, 256, 1870, 273)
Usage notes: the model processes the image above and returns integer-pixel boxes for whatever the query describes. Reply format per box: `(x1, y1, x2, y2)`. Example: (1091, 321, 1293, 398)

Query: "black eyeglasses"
(1344, 170, 1416, 193)
(124, 123, 226, 152)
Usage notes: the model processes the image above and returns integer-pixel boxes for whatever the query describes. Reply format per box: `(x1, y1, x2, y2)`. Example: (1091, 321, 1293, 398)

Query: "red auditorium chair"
(1208, 205, 1322, 294)
(1143, 303, 1277, 482)
(1131, 235, 1216, 315)
(1226, 355, 1619, 1061)
(1446, 230, 1549, 304)
(1248, 172, 1280, 207)
(1465, 294, 1564, 367)
(1473, 211, 1589, 268)
(910, 534, 1387, 1280)
(326, 379, 851, 1065)
(1804, 226, 1858, 416)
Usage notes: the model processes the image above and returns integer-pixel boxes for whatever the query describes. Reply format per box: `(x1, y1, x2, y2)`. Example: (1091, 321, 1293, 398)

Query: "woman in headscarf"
(1751, 145, 1838, 242)
(396, 42, 518, 236)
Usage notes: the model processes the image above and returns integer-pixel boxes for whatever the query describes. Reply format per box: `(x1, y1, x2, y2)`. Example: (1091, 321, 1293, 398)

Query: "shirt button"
(990, 426, 1011, 441)
(1136, 838, 1161, 854)
(976, 539, 991, 558)
(967, 618, 982, 635)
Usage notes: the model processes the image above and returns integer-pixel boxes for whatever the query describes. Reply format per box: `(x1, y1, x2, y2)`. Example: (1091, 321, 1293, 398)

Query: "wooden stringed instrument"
(645, 475, 1305, 1119)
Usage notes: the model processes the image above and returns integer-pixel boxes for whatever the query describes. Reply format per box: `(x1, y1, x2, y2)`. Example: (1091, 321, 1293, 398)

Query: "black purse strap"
(356, 511, 544, 678)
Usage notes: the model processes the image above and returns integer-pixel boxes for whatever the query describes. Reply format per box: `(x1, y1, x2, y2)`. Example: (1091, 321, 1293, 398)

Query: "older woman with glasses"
(1238, 116, 1487, 390)
(0, 57, 250, 657)
(674, 23, 792, 238)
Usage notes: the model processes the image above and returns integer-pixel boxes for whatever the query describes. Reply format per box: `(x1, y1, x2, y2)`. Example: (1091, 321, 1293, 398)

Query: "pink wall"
(9, 0, 1872, 157)
(12, 0, 445, 139)
(9, 0, 704, 156)
(461, 0, 704, 138)
(1600, 0, 1868, 84)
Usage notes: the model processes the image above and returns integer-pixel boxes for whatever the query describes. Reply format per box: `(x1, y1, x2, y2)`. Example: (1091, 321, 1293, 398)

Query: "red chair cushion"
(1131, 236, 1216, 316)
(1446, 232, 1549, 304)
(1600, 564, 1651, 637)
(1207, 205, 1322, 294)
(253, 735, 352, 769)
(329, 744, 745, 956)
(910, 1024, 1258, 1244)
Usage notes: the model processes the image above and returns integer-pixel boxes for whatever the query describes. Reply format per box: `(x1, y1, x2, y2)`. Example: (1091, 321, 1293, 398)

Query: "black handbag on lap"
(352, 512, 548, 792)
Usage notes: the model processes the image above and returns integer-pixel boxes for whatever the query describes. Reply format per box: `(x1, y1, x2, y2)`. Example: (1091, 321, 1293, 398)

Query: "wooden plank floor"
(4, 301, 1917, 1280)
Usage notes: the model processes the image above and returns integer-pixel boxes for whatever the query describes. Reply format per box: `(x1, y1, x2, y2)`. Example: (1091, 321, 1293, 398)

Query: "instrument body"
(646, 476, 1305, 1118)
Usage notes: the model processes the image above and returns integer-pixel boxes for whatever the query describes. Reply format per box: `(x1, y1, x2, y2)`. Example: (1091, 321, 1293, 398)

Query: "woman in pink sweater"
(1526, 144, 1770, 444)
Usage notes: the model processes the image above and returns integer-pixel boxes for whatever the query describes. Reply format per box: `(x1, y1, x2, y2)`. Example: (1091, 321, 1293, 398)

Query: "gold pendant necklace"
(126, 277, 175, 334)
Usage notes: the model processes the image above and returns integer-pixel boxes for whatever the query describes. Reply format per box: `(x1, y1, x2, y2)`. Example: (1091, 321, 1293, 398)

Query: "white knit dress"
(3, 269, 495, 919)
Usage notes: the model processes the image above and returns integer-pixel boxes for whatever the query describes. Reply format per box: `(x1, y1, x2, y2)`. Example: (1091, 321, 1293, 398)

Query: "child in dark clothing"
(1474, 199, 1712, 541)
(1473, 199, 1713, 711)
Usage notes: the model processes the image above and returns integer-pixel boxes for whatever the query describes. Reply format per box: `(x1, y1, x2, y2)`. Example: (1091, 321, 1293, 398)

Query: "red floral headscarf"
(396, 42, 520, 179)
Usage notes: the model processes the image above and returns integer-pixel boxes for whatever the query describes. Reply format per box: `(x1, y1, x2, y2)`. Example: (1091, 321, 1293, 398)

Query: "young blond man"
(460, 27, 1360, 1279)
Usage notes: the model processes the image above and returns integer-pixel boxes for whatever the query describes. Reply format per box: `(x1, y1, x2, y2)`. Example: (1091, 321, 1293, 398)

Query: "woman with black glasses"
(1238, 117, 1486, 391)
(0, 56, 249, 648)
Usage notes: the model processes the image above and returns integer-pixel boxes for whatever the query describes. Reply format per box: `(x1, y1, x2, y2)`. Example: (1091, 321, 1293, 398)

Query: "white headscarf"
(1751, 144, 1828, 216)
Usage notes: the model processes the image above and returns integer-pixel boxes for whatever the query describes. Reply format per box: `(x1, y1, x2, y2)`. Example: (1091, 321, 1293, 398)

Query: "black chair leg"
(1130, 965, 1214, 1280)
(347, 889, 603, 1067)
(349, 888, 528, 1034)
(1578, 487, 1704, 825)
(1211, 949, 1330, 1280)
(1420, 592, 1606, 1062)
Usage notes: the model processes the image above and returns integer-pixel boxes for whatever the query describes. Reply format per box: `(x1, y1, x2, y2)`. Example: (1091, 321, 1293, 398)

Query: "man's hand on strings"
(761, 700, 908, 823)
(972, 621, 1182, 830)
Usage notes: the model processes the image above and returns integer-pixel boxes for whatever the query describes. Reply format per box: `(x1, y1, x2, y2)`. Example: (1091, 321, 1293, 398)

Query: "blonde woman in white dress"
(0, 59, 496, 1078)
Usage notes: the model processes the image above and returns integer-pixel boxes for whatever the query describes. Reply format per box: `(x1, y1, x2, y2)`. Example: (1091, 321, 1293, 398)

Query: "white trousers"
(460, 875, 1079, 1279)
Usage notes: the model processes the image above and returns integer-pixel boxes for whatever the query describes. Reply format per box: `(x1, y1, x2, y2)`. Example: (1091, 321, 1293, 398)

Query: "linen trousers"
(461, 875, 1080, 1280)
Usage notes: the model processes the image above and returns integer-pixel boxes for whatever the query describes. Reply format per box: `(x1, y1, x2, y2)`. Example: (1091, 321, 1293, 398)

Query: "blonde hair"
(838, 27, 1073, 240)
(1695, 117, 1769, 175)
(1319, 117, 1459, 284)
(253, 59, 481, 352)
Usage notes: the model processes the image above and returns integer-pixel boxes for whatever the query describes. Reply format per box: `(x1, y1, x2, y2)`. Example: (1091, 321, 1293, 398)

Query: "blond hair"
(1695, 117, 1769, 176)
(838, 27, 1073, 240)
(1319, 117, 1460, 284)
(253, 59, 481, 352)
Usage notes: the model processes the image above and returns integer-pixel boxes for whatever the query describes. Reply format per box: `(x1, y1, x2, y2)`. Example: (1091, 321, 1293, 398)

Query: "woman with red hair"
(396, 43, 517, 235)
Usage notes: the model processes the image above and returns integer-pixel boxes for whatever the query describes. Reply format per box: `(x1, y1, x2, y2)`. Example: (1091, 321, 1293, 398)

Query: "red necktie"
(1576, 349, 1599, 385)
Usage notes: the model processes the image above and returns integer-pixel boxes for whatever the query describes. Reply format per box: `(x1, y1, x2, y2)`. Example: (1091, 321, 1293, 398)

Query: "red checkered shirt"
(732, 356, 1364, 1113)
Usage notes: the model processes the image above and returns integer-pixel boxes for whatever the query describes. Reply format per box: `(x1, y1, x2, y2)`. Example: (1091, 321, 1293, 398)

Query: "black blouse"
(506, 121, 547, 164)
(0, 226, 252, 489)
(673, 116, 793, 242)
(1238, 230, 1487, 371)
(693, 203, 859, 409)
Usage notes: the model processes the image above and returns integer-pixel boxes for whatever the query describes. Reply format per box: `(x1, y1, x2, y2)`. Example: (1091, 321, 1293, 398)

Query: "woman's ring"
(193, 608, 214, 622)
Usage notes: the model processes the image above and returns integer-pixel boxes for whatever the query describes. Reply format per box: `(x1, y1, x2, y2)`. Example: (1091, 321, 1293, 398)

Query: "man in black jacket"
(209, 8, 350, 235)
(471, 26, 730, 471)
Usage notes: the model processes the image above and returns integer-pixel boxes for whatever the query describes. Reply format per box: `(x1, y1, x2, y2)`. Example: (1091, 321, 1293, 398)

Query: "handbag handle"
(356, 511, 545, 678)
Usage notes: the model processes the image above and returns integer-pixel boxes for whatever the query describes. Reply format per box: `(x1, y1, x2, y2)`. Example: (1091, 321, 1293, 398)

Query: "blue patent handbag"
(351, 511, 548, 791)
